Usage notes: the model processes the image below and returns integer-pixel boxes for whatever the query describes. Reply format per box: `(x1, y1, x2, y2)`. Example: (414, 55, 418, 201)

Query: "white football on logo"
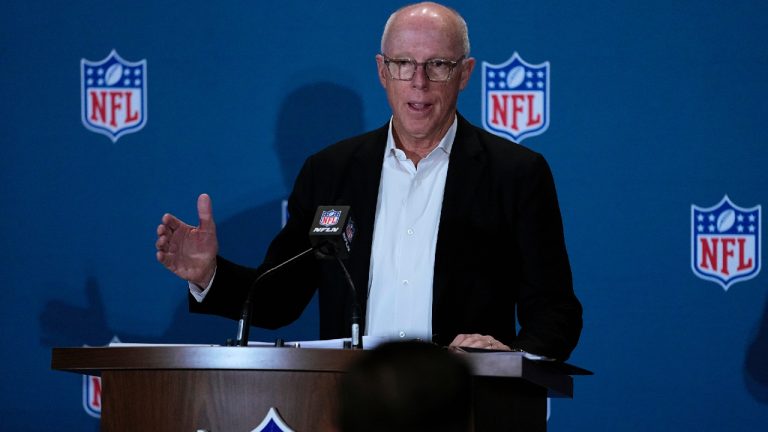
(104, 64, 123, 86)
(717, 209, 736, 232)
(506, 66, 525, 89)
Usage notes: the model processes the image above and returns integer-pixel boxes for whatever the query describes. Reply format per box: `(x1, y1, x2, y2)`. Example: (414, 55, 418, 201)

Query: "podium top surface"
(51, 346, 575, 397)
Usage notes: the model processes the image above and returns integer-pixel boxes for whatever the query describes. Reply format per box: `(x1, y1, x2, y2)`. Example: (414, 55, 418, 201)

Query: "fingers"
(450, 333, 486, 348)
(450, 333, 471, 347)
(155, 221, 176, 251)
(161, 212, 183, 231)
(156, 250, 170, 267)
(155, 228, 177, 253)
(197, 193, 215, 232)
(157, 194, 212, 239)
(155, 227, 173, 264)
(156, 214, 182, 260)
(449, 333, 510, 351)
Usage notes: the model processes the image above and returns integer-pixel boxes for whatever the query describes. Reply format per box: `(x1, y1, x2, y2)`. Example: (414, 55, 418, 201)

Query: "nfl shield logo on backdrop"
(691, 195, 761, 291)
(81, 50, 147, 142)
(482, 53, 549, 143)
(319, 210, 341, 227)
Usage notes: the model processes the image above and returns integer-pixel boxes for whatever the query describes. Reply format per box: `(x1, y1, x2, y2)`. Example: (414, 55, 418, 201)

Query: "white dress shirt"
(365, 117, 456, 341)
(191, 116, 457, 344)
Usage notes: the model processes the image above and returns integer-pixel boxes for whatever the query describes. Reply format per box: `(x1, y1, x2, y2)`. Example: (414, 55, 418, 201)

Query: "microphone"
(309, 205, 355, 259)
(308, 206, 363, 349)
(233, 205, 363, 349)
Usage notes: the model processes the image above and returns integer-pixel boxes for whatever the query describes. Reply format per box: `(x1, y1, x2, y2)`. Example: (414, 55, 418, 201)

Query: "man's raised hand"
(155, 193, 218, 287)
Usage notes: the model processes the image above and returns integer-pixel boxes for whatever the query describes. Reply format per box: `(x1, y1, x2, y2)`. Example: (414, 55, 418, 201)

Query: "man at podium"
(155, 2, 582, 361)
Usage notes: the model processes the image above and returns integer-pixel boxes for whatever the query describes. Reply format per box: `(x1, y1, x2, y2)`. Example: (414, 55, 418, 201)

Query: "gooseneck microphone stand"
(335, 255, 363, 349)
(234, 247, 315, 347)
(231, 244, 363, 349)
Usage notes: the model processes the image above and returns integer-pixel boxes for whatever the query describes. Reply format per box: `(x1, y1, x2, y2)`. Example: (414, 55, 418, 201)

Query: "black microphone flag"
(309, 205, 355, 259)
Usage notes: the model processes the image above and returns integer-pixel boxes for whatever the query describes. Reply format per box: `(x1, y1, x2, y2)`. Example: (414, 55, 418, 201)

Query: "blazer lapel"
(432, 114, 487, 339)
(346, 123, 388, 321)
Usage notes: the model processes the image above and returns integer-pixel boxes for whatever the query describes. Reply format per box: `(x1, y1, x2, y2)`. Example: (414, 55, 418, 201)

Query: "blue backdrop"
(2, 1, 767, 430)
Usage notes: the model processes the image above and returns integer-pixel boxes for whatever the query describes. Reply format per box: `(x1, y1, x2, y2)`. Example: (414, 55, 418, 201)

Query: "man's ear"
(375, 54, 389, 88)
(458, 57, 476, 91)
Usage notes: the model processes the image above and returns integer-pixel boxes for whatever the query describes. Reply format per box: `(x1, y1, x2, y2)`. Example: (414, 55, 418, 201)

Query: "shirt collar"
(385, 115, 457, 159)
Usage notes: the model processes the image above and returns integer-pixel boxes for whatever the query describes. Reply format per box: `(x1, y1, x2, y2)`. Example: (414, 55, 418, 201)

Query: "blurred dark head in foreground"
(337, 341, 472, 432)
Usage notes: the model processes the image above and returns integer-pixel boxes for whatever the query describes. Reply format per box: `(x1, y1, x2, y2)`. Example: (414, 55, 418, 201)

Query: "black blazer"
(191, 114, 582, 360)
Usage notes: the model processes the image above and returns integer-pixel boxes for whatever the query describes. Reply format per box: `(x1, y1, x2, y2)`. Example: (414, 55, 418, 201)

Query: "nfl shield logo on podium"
(81, 50, 147, 142)
(691, 195, 761, 291)
(482, 52, 549, 143)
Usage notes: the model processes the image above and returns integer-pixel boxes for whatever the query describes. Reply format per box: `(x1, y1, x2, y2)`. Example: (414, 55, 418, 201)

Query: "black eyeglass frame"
(381, 55, 465, 82)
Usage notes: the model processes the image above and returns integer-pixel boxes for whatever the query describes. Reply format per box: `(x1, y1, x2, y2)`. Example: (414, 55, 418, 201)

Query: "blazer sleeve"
(510, 153, 582, 361)
(189, 156, 322, 330)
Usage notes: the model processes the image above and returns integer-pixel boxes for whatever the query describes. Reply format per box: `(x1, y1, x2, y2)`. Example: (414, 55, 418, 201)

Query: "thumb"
(197, 193, 215, 232)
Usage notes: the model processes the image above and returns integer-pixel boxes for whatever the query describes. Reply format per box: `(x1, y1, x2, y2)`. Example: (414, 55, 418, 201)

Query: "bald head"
(381, 2, 470, 57)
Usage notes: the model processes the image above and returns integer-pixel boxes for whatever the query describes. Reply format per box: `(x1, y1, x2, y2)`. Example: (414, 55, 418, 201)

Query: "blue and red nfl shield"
(691, 195, 761, 291)
(81, 50, 147, 142)
(82, 375, 101, 418)
(252, 407, 295, 432)
(482, 52, 549, 143)
(319, 209, 341, 227)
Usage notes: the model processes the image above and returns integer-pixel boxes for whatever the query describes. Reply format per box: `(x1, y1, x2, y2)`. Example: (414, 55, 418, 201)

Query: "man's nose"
(411, 64, 429, 88)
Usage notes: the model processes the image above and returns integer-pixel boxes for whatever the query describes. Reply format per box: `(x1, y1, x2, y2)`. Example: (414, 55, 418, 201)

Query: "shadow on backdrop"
(216, 81, 366, 342)
(745, 285, 768, 403)
(39, 277, 235, 346)
(40, 82, 365, 348)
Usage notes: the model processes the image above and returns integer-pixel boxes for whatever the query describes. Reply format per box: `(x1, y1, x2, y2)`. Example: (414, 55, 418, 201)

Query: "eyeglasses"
(382, 55, 464, 82)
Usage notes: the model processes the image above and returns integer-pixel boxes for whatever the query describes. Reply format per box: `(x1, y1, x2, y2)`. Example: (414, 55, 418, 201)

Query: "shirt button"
(402, 279, 409, 285)
(407, 228, 414, 235)
(399, 331, 406, 338)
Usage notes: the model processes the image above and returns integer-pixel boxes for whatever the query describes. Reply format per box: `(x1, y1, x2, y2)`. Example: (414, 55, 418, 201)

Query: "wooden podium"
(51, 346, 582, 431)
